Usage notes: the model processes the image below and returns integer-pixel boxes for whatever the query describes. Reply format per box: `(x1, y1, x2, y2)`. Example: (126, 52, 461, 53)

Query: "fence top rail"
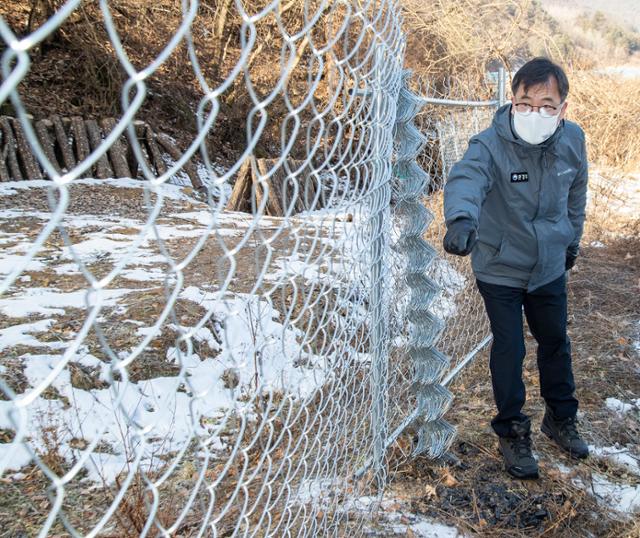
(421, 97, 500, 108)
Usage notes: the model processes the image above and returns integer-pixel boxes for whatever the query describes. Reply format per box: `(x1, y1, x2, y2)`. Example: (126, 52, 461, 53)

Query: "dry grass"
(386, 235, 640, 536)
(385, 180, 640, 536)
(567, 73, 640, 172)
(401, 0, 580, 99)
(401, 0, 640, 174)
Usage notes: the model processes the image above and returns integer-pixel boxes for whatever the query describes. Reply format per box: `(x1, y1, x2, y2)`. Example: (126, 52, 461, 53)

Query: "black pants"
(476, 274, 579, 438)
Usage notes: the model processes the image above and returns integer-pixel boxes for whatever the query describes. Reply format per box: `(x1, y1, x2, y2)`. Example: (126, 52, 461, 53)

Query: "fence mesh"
(412, 75, 496, 382)
(0, 2, 502, 535)
(0, 1, 415, 535)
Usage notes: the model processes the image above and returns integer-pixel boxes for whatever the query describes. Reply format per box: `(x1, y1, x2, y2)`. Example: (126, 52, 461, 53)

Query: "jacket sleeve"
(567, 134, 588, 254)
(443, 137, 495, 226)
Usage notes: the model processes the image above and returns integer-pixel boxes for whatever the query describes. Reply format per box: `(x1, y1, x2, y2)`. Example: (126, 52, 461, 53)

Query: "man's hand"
(443, 218, 478, 256)
(565, 248, 579, 270)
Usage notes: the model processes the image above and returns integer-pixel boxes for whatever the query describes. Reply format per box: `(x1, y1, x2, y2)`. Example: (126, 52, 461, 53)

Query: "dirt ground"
(0, 179, 374, 536)
(0, 183, 639, 536)
(382, 233, 640, 537)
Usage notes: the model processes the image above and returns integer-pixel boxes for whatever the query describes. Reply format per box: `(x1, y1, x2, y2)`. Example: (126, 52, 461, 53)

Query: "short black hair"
(511, 57, 569, 101)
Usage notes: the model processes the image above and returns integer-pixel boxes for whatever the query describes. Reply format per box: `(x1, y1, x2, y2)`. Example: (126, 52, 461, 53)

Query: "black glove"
(443, 218, 478, 256)
(565, 248, 578, 270)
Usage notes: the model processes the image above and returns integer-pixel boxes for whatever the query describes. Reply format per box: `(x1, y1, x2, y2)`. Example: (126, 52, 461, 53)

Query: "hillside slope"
(539, 0, 640, 31)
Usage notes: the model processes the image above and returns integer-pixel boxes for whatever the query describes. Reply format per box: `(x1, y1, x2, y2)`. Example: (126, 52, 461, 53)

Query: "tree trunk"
(280, 163, 302, 214)
(125, 123, 140, 178)
(0, 125, 10, 181)
(156, 133, 203, 190)
(302, 168, 321, 210)
(224, 157, 321, 215)
(71, 116, 91, 176)
(225, 156, 253, 212)
(254, 158, 284, 217)
(132, 121, 154, 180)
(251, 157, 263, 213)
(145, 126, 167, 178)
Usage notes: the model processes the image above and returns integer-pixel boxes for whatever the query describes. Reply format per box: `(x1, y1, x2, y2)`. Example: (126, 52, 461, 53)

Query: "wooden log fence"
(1, 115, 326, 214)
(0, 116, 203, 190)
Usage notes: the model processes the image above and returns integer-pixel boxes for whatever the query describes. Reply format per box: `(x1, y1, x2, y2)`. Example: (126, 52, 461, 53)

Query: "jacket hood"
(493, 103, 565, 152)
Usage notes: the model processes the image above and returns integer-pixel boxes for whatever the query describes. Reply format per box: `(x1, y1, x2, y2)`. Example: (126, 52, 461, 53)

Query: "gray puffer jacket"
(444, 104, 588, 292)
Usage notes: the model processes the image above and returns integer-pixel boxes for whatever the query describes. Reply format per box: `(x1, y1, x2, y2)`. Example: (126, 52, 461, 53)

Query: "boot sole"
(541, 423, 589, 459)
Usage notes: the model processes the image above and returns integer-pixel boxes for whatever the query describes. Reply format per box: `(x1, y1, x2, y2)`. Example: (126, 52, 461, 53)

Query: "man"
(443, 57, 589, 479)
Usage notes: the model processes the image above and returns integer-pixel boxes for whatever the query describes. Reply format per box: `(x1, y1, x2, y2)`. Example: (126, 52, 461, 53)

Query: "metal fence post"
(498, 65, 507, 107)
(356, 71, 457, 481)
(368, 42, 395, 487)
(369, 200, 388, 486)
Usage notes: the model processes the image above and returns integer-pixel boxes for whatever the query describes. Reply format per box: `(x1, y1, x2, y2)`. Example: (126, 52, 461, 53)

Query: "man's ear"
(510, 95, 516, 113)
(559, 101, 568, 120)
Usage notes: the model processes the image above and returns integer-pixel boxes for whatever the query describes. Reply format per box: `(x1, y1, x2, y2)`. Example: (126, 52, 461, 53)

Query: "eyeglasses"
(513, 102, 563, 118)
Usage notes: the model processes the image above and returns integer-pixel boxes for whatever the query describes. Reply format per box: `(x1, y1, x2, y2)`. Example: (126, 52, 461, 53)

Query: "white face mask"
(512, 109, 561, 145)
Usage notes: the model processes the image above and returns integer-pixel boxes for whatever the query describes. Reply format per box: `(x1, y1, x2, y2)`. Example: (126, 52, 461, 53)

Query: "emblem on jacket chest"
(510, 172, 529, 183)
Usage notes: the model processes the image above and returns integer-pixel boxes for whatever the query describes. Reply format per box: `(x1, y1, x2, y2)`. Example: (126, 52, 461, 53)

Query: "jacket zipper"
(542, 149, 549, 169)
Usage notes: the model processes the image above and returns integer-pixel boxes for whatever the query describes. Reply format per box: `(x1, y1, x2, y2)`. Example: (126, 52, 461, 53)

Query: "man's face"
(511, 76, 568, 120)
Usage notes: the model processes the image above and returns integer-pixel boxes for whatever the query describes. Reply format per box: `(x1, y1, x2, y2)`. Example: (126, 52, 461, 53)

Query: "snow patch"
(294, 479, 465, 537)
(0, 319, 55, 351)
(589, 170, 640, 220)
(429, 258, 466, 319)
(119, 266, 168, 281)
(0, 288, 134, 318)
(0, 440, 33, 471)
(0, 255, 46, 276)
(557, 463, 640, 515)
(179, 286, 327, 399)
(382, 513, 464, 538)
(605, 397, 640, 415)
(590, 445, 640, 475)
(265, 253, 325, 283)
(583, 474, 640, 514)
(0, 283, 329, 483)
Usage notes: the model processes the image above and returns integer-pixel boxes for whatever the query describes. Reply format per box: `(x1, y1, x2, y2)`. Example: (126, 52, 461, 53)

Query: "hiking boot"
(498, 419, 539, 479)
(541, 409, 589, 459)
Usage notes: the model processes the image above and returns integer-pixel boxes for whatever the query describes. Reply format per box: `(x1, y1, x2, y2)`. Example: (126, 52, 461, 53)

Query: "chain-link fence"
(412, 72, 507, 386)
(0, 1, 507, 534)
(359, 71, 505, 475)
(0, 1, 448, 535)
